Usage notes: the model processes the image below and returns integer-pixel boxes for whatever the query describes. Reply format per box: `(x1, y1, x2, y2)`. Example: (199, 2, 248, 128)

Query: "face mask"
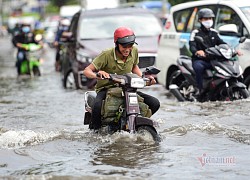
(201, 20, 213, 29)
(22, 26, 30, 33)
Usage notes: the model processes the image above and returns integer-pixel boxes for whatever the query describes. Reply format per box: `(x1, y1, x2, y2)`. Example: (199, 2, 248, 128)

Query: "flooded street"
(0, 36, 250, 179)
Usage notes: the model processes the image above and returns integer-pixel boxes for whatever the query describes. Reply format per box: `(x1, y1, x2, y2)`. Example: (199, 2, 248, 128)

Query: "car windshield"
(241, 6, 250, 23)
(79, 14, 162, 39)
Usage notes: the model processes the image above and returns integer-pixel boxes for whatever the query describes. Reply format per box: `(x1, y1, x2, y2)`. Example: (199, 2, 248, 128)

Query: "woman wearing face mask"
(189, 8, 227, 98)
(12, 22, 37, 75)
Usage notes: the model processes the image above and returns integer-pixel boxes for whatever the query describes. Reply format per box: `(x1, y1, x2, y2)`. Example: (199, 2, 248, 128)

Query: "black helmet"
(198, 8, 215, 19)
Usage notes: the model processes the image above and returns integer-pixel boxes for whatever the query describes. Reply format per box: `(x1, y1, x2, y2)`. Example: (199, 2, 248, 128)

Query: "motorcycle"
(55, 40, 67, 72)
(83, 66, 161, 143)
(169, 36, 249, 102)
(19, 34, 43, 77)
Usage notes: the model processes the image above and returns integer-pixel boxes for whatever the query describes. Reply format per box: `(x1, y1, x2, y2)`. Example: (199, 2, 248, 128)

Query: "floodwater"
(0, 36, 250, 180)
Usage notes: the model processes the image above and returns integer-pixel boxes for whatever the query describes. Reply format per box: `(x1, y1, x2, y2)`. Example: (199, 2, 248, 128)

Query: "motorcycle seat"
(182, 60, 195, 75)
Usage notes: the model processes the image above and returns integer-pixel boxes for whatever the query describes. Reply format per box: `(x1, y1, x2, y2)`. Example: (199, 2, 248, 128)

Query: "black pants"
(55, 46, 60, 62)
(91, 89, 160, 130)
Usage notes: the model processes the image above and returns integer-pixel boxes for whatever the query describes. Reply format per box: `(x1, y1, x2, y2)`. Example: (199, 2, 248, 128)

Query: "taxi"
(156, 0, 250, 90)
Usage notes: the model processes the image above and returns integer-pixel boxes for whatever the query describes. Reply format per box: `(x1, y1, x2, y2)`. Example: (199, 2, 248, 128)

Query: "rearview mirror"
(239, 36, 247, 43)
(144, 66, 160, 75)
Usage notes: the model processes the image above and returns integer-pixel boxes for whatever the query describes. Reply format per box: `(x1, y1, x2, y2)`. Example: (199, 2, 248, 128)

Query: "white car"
(156, 0, 250, 90)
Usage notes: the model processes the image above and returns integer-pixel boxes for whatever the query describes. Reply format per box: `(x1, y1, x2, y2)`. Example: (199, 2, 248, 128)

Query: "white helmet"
(61, 18, 70, 26)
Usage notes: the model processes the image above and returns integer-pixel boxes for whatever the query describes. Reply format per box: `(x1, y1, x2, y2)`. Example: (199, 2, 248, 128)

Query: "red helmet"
(114, 27, 137, 45)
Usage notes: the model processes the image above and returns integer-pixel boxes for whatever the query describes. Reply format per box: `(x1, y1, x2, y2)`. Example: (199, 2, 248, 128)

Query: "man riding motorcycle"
(12, 22, 40, 75)
(54, 18, 70, 71)
(83, 27, 160, 131)
(189, 8, 228, 98)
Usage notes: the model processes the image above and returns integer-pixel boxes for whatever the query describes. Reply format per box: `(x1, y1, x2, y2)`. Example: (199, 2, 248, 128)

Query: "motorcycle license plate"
(128, 93, 138, 105)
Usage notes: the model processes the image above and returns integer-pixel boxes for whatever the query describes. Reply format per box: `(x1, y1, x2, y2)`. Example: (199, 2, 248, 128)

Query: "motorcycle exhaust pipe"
(169, 84, 185, 102)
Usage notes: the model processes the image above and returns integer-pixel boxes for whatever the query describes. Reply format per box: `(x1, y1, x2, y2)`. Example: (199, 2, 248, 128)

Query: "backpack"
(101, 87, 152, 124)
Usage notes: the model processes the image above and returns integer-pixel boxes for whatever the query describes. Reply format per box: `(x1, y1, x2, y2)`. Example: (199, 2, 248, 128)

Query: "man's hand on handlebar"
(195, 50, 206, 57)
(147, 75, 156, 86)
(96, 71, 110, 79)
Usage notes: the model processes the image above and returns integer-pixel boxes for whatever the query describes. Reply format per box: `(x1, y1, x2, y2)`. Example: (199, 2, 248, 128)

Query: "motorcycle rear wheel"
(136, 126, 161, 143)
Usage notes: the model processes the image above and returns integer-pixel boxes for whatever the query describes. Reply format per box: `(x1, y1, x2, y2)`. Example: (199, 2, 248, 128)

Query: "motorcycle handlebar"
(96, 72, 150, 85)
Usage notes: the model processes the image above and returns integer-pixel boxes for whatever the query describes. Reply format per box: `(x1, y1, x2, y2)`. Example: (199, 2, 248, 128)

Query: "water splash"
(0, 130, 61, 149)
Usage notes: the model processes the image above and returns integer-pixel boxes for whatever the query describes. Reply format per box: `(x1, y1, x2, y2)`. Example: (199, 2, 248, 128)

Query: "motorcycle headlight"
(215, 66, 231, 77)
(130, 78, 145, 88)
(220, 48, 232, 59)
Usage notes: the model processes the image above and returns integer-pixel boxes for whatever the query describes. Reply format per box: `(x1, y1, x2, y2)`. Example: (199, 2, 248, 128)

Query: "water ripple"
(163, 121, 250, 144)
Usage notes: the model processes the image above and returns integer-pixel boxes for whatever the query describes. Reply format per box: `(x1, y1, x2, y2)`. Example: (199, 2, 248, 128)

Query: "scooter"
(83, 66, 161, 142)
(169, 36, 249, 102)
(19, 34, 43, 77)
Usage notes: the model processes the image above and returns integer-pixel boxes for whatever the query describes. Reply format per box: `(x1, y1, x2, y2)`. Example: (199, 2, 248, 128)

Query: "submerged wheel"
(168, 71, 188, 101)
(169, 70, 185, 89)
(234, 88, 250, 99)
(136, 126, 161, 143)
(33, 66, 41, 76)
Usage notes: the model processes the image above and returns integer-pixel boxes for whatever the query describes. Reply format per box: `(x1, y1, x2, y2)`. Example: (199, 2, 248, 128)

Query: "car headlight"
(80, 56, 93, 63)
(214, 66, 231, 77)
(220, 48, 232, 59)
(77, 53, 93, 63)
(130, 78, 145, 88)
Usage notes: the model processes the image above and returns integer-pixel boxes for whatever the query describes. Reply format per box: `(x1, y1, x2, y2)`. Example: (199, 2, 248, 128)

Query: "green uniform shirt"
(92, 46, 139, 92)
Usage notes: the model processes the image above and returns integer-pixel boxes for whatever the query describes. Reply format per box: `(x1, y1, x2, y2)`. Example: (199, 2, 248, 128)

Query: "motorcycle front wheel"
(33, 66, 41, 76)
(136, 126, 161, 143)
(232, 88, 250, 100)
(168, 70, 184, 89)
(244, 76, 250, 91)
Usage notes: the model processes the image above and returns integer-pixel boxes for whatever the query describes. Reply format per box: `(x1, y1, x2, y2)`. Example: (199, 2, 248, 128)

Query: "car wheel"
(64, 70, 77, 89)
